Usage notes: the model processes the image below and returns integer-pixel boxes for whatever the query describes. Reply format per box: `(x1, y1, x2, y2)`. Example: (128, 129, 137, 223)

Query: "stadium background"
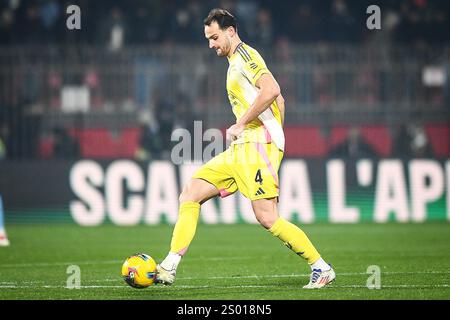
(0, 0, 448, 225)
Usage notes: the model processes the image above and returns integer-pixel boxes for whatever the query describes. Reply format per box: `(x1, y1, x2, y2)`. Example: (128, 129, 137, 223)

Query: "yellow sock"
(170, 201, 201, 256)
(269, 217, 321, 265)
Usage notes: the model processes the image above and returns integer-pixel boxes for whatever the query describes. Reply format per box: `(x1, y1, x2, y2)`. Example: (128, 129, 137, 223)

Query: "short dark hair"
(203, 8, 237, 31)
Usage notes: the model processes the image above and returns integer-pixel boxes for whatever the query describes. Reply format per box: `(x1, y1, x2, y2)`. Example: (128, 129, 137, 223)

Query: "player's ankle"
(160, 252, 182, 271)
(310, 257, 331, 271)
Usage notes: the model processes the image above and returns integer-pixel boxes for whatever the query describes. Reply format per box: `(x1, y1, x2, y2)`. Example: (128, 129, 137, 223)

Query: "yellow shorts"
(193, 142, 284, 201)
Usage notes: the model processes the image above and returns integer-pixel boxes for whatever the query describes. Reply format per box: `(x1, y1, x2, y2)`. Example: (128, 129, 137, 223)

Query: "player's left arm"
(227, 73, 281, 140)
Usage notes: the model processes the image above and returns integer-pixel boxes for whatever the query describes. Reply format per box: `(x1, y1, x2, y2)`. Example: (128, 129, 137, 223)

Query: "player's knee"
(255, 213, 278, 229)
(179, 188, 193, 203)
(252, 199, 279, 229)
(179, 181, 199, 203)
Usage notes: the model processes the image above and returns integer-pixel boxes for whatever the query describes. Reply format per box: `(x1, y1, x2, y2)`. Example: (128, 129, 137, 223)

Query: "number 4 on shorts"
(255, 169, 263, 185)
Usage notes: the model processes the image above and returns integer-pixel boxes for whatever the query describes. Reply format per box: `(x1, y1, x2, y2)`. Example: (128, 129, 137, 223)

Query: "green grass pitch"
(0, 222, 449, 300)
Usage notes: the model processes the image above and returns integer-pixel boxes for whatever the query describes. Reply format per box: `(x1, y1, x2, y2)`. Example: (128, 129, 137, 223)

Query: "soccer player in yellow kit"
(156, 8, 335, 289)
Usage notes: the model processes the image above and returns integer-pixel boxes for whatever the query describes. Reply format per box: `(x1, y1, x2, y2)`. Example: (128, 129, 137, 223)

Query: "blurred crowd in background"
(0, 0, 449, 161)
(1, 0, 449, 46)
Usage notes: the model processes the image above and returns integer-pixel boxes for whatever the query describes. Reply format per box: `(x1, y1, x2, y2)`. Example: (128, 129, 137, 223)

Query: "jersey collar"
(228, 42, 244, 61)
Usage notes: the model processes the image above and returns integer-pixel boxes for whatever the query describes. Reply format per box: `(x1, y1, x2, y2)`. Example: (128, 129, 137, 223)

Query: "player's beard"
(216, 36, 232, 57)
(215, 45, 228, 57)
(215, 48, 225, 56)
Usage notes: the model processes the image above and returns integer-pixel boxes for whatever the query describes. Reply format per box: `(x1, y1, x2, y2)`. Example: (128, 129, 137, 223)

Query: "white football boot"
(155, 264, 176, 285)
(303, 266, 336, 289)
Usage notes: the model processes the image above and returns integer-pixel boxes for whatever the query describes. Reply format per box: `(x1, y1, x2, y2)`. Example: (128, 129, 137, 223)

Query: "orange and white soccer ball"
(121, 253, 157, 288)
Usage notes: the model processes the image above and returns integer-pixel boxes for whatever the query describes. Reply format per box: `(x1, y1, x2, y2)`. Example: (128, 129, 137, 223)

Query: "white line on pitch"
(99, 270, 449, 282)
(176, 271, 450, 280)
(0, 284, 449, 290)
(0, 260, 121, 268)
(1, 270, 449, 286)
